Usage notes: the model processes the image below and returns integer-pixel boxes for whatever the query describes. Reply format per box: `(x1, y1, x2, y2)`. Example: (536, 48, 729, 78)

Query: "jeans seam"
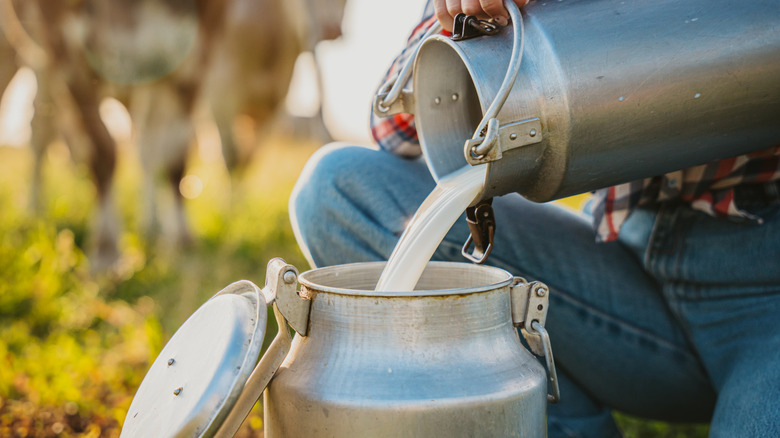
(550, 286, 699, 360)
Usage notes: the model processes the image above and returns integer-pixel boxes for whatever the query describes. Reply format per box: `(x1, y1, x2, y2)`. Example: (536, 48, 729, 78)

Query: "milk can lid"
(120, 281, 267, 438)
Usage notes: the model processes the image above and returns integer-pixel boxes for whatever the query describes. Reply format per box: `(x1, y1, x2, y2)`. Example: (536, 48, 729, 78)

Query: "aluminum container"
(120, 259, 557, 437)
(264, 261, 550, 437)
(390, 0, 780, 202)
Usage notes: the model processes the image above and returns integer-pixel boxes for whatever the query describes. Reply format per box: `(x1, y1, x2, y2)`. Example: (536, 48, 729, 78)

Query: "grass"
(0, 137, 708, 437)
(0, 137, 310, 437)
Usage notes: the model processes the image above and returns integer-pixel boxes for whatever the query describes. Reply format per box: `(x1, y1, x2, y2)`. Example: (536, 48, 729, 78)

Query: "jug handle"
(214, 259, 309, 437)
(464, 0, 526, 165)
(372, 20, 443, 117)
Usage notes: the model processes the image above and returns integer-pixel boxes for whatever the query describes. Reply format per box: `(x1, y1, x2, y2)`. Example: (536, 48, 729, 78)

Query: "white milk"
(375, 165, 486, 292)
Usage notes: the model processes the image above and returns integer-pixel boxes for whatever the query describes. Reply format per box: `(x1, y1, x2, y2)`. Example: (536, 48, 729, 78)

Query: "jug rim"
(298, 261, 514, 297)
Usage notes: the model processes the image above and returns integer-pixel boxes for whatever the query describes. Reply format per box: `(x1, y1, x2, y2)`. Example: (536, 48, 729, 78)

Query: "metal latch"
(510, 277, 560, 403)
(263, 258, 311, 336)
(373, 87, 416, 116)
(215, 258, 310, 437)
(465, 118, 543, 165)
(462, 199, 495, 264)
(451, 13, 500, 41)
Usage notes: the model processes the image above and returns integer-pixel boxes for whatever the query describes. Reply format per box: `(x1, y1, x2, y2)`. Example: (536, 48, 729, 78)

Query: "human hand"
(432, 0, 530, 32)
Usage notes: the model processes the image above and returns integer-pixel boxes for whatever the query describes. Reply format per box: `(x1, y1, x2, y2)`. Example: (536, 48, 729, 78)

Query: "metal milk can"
(375, 0, 780, 203)
(119, 258, 559, 437)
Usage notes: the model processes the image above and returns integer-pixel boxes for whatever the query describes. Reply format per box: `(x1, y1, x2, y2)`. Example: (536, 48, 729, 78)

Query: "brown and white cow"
(1, 0, 346, 272)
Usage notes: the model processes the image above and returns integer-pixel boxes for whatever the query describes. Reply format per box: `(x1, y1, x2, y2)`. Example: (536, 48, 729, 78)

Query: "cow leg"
(132, 82, 193, 246)
(0, 38, 17, 103)
(68, 79, 120, 271)
(210, 88, 242, 172)
(29, 0, 122, 271)
(166, 149, 192, 247)
(28, 70, 59, 212)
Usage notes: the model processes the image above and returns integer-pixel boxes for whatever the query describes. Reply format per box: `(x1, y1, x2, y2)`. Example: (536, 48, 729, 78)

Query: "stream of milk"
(374, 165, 487, 292)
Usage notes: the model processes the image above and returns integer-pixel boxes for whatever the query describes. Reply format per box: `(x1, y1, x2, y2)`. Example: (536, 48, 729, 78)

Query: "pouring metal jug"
(377, 0, 780, 202)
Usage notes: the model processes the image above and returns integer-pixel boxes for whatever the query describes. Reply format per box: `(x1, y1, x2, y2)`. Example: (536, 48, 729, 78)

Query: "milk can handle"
(374, 21, 443, 115)
(373, 1, 524, 119)
(466, 0, 525, 162)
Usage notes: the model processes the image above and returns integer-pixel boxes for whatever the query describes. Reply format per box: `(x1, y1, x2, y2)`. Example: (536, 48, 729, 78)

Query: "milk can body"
(413, 0, 780, 202)
(264, 262, 548, 437)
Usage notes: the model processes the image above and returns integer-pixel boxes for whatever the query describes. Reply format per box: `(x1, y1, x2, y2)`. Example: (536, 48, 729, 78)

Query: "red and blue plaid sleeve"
(592, 146, 780, 242)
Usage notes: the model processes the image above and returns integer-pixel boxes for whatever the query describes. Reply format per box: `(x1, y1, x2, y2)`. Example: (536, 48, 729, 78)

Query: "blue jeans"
(290, 144, 780, 437)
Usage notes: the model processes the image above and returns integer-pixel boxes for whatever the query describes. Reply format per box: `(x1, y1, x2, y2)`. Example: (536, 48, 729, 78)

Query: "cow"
(205, 0, 347, 171)
(1, 0, 347, 272)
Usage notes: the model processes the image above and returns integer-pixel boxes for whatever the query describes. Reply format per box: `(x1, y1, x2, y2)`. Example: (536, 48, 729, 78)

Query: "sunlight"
(0, 67, 36, 147)
(99, 97, 133, 143)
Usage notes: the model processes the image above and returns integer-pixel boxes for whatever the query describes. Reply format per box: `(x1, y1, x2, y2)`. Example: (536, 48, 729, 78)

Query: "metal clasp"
(531, 321, 560, 404)
(451, 13, 500, 41)
(510, 277, 560, 404)
(215, 258, 310, 437)
(465, 118, 543, 165)
(263, 258, 310, 336)
(462, 199, 495, 264)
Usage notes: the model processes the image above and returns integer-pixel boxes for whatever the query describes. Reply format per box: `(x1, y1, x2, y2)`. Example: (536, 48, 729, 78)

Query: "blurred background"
(0, 0, 707, 436)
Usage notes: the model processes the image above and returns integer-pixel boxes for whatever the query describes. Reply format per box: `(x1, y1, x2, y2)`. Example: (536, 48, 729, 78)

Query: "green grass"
(0, 139, 709, 437)
(0, 138, 311, 437)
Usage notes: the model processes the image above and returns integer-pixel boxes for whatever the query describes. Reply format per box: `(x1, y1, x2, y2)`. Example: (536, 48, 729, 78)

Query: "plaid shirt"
(370, 12, 780, 242)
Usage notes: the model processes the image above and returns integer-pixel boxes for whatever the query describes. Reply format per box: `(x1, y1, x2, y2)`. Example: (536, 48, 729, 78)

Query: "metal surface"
(464, 1, 525, 166)
(265, 258, 309, 335)
(213, 258, 312, 436)
(414, 0, 780, 202)
(120, 280, 266, 438)
(451, 13, 500, 41)
(121, 258, 314, 438)
(122, 261, 556, 437)
(214, 304, 294, 437)
(462, 200, 495, 264)
(265, 261, 549, 437)
(531, 321, 560, 404)
(466, 118, 543, 162)
(510, 278, 549, 357)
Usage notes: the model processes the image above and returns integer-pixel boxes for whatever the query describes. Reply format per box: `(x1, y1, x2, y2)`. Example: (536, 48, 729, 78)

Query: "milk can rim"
(297, 261, 514, 297)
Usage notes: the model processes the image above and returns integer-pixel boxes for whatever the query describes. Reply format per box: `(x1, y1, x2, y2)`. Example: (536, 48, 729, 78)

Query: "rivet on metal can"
(434, 97, 441, 105)
(283, 270, 297, 284)
(173, 387, 183, 396)
(451, 93, 459, 101)
(167, 358, 175, 366)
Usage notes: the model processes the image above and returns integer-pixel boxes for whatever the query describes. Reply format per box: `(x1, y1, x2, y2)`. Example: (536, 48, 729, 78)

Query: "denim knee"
(288, 143, 365, 266)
